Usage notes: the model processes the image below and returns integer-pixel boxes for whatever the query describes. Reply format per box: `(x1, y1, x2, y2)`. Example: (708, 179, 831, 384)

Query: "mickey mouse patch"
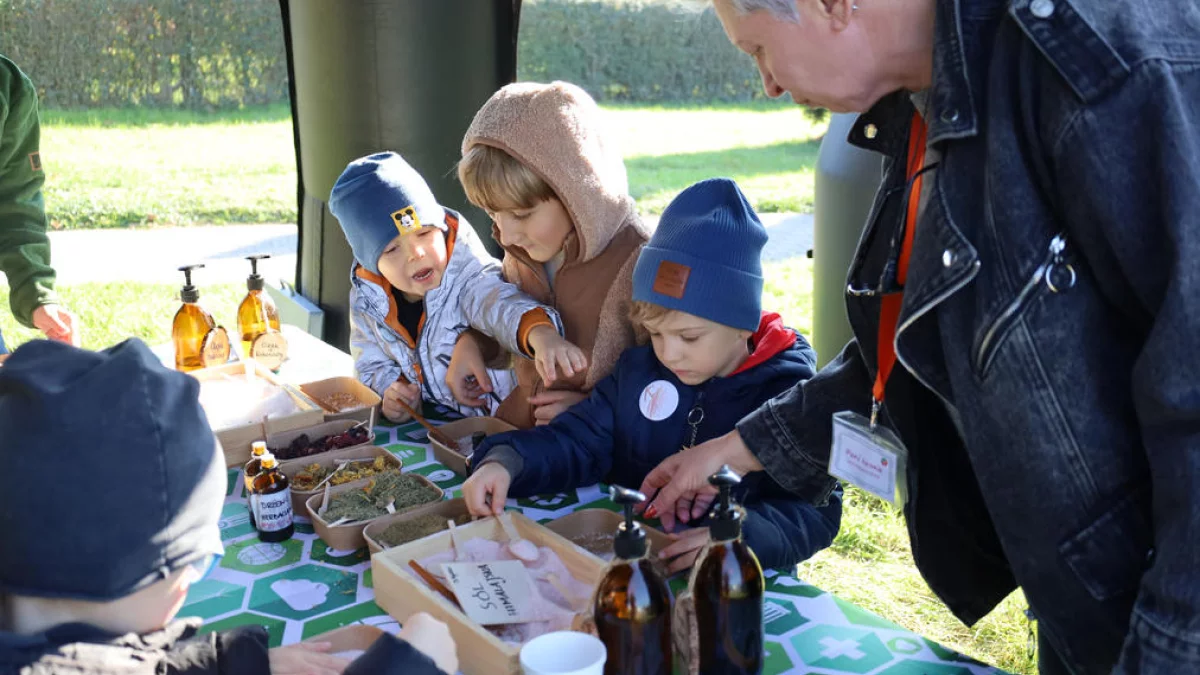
(391, 205, 421, 235)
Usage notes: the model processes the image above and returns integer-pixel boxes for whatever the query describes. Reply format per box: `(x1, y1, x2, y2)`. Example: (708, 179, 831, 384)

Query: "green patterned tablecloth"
(185, 418, 1008, 675)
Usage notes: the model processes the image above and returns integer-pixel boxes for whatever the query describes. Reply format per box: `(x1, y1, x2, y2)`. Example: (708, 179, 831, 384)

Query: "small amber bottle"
(593, 485, 673, 675)
(244, 441, 268, 528)
(690, 466, 765, 675)
(237, 254, 285, 370)
(173, 264, 229, 372)
(251, 453, 294, 542)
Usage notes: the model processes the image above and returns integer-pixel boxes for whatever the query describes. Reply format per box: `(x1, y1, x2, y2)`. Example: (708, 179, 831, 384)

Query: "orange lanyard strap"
(872, 112, 928, 405)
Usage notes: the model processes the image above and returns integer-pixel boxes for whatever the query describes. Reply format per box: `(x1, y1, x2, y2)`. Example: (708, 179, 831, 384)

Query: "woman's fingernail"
(645, 505, 658, 518)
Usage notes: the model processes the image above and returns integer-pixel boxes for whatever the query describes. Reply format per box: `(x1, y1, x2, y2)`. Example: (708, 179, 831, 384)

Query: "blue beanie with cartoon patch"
(329, 151, 447, 274)
(633, 178, 766, 331)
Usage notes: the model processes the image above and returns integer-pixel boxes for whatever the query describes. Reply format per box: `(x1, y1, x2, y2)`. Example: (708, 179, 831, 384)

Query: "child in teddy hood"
(452, 81, 652, 428)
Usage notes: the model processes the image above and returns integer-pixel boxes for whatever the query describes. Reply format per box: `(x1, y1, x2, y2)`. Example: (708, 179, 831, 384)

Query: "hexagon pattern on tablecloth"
(185, 418, 1011, 675)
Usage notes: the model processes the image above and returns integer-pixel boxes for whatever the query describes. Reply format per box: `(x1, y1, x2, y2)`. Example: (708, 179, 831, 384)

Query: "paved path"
(48, 213, 812, 285)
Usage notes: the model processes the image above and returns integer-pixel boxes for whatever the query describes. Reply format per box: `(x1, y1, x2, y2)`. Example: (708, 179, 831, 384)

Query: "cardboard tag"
(201, 326, 231, 368)
(653, 261, 690, 299)
(250, 331, 288, 371)
(442, 560, 539, 625)
(829, 411, 907, 505)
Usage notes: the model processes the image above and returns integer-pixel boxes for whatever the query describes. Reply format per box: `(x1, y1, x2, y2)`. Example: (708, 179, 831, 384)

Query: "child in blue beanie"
(0, 338, 457, 674)
(462, 178, 842, 573)
(329, 151, 585, 422)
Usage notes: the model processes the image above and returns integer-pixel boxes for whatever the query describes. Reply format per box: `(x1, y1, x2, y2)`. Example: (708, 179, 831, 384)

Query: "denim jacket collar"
(850, 0, 1010, 148)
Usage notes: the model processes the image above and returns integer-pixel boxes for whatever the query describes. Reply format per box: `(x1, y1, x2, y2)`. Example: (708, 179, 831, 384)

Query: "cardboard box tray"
(371, 512, 606, 675)
(279, 445, 401, 516)
(191, 360, 324, 467)
(306, 474, 445, 551)
(543, 508, 674, 562)
(429, 416, 516, 476)
(299, 376, 382, 425)
(363, 497, 474, 555)
(269, 419, 376, 466)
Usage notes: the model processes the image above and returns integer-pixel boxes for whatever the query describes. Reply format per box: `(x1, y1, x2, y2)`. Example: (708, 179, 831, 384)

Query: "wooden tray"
(429, 416, 517, 475)
(364, 497, 474, 555)
(279, 445, 401, 515)
(300, 376, 382, 425)
(306, 475, 444, 551)
(371, 512, 606, 675)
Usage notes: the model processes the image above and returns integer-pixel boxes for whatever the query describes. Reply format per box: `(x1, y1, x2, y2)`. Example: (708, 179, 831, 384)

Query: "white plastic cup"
(519, 631, 607, 675)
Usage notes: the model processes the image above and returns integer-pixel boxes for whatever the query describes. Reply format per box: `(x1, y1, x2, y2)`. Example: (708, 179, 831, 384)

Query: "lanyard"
(871, 112, 928, 426)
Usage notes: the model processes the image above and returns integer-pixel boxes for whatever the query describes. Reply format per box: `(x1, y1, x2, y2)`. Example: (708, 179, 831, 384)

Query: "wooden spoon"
(394, 398, 456, 448)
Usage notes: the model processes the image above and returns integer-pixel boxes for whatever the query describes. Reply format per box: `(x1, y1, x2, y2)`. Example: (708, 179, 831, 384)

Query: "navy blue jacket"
(473, 314, 842, 570)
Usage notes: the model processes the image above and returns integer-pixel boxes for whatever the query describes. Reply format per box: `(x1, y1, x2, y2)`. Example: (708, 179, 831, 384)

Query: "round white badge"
(639, 380, 680, 421)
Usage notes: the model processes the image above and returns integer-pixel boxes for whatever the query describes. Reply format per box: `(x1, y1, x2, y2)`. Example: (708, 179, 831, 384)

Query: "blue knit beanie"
(633, 178, 766, 331)
(0, 338, 225, 601)
(329, 152, 447, 274)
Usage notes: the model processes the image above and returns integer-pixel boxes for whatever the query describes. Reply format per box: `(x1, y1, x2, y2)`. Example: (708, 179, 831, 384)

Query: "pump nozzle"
(707, 465, 744, 542)
(610, 485, 649, 560)
(245, 254, 271, 291)
(178, 264, 205, 303)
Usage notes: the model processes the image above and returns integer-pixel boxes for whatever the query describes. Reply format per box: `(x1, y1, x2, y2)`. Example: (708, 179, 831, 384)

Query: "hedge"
(0, 0, 777, 109)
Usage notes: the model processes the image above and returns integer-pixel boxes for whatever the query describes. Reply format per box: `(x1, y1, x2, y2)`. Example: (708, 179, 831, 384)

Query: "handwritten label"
(201, 326, 231, 368)
(250, 331, 288, 371)
(442, 560, 538, 625)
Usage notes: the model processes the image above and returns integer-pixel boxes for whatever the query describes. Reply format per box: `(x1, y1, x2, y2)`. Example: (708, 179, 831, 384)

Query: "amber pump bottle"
(173, 264, 228, 372)
(593, 485, 674, 675)
(237, 254, 284, 369)
(690, 466, 765, 674)
(251, 453, 294, 542)
(244, 441, 268, 529)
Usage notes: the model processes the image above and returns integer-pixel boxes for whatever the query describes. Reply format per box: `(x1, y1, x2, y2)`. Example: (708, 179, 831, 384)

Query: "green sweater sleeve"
(0, 55, 56, 328)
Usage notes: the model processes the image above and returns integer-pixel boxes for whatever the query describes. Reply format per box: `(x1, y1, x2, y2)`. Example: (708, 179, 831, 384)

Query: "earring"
(852, 3, 859, 9)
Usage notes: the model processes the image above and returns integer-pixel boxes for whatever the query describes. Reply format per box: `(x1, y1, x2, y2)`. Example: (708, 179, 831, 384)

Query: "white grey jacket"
(349, 211, 561, 418)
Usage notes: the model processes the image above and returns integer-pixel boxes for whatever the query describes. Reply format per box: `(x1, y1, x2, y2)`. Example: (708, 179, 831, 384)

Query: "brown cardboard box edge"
(306, 475, 445, 551)
(364, 497, 474, 555)
(371, 512, 606, 675)
(302, 624, 385, 652)
(299, 376, 382, 425)
(429, 417, 517, 476)
(543, 508, 674, 560)
(191, 361, 324, 467)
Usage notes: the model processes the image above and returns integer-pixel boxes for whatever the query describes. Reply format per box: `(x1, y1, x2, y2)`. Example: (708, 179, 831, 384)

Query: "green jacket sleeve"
(0, 55, 56, 328)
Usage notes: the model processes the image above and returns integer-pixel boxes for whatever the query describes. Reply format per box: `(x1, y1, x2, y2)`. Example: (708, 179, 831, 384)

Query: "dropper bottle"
(173, 264, 229, 372)
(689, 465, 765, 674)
(236, 254, 286, 370)
(592, 485, 673, 675)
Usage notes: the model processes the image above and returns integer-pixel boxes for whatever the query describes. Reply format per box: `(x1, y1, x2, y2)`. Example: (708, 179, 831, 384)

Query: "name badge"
(829, 411, 908, 506)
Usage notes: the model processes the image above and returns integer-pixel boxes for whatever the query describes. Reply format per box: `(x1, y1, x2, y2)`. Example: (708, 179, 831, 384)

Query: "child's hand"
(462, 462, 512, 517)
(268, 641, 350, 675)
(446, 332, 493, 408)
(529, 390, 588, 425)
(382, 379, 421, 422)
(527, 325, 588, 385)
(398, 612, 458, 674)
(658, 526, 712, 575)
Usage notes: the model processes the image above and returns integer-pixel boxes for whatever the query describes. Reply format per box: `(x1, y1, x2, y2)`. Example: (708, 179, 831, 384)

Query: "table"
(183, 413, 1010, 675)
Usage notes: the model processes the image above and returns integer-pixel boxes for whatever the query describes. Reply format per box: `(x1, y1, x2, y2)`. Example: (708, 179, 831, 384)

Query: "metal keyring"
(1045, 263, 1077, 293)
(687, 407, 705, 426)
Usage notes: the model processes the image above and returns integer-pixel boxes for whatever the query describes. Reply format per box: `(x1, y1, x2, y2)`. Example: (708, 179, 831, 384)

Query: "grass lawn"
(38, 102, 823, 229)
(0, 260, 1036, 675)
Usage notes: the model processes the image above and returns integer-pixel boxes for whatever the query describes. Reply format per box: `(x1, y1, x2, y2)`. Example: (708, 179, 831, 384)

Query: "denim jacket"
(736, 0, 1200, 672)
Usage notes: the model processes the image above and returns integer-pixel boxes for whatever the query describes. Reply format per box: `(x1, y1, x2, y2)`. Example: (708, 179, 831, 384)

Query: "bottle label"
(250, 332, 288, 371)
(256, 488, 294, 532)
(201, 326, 232, 368)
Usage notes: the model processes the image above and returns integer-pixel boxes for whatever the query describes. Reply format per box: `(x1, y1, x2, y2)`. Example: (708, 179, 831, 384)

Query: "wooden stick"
(394, 398, 456, 447)
(496, 512, 521, 543)
(447, 519, 464, 561)
(409, 561, 462, 610)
